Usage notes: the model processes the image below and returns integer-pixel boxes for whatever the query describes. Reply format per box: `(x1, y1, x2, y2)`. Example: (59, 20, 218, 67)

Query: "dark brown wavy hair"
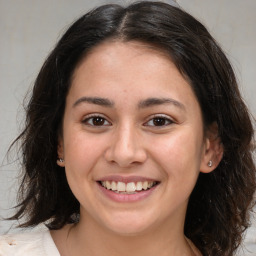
(8, 1, 255, 255)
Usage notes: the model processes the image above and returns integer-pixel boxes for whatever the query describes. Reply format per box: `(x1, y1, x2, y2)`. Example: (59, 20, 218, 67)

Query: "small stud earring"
(57, 158, 64, 163)
(207, 160, 213, 167)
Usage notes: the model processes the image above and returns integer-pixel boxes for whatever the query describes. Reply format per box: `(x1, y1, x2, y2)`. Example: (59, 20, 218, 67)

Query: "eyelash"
(82, 114, 111, 127)
(82, 114, 174, 128)
(144, 114, 174, 127)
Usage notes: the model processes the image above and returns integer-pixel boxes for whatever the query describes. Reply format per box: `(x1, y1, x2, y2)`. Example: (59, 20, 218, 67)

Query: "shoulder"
(0, 227, 60, 256)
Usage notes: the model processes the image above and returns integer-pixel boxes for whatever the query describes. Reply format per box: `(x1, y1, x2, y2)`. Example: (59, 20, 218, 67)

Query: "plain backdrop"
(0, 0, 255, 254)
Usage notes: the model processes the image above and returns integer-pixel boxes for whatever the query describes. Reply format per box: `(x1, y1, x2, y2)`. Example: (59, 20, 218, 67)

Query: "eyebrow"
(138, 97, 185, 111)
(72, 96, 185, 111)
(73, 97, 114, 108)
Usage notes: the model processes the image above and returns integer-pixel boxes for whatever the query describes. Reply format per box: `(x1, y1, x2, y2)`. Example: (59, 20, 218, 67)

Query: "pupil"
(153, 118, 165, 126)
(93, 117, 104, 125)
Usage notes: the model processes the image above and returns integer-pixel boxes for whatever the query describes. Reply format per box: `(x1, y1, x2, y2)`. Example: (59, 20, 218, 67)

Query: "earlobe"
(57, 157, 65, 167)
(57, 138, 65, 167)
(200, 123, 224, 173)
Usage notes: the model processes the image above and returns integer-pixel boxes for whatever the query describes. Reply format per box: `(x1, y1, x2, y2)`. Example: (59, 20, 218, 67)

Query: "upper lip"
(97, 175, 160, 183)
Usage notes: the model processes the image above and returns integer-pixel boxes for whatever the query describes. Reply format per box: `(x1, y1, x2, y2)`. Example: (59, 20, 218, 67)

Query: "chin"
(102, 212, 156, 236)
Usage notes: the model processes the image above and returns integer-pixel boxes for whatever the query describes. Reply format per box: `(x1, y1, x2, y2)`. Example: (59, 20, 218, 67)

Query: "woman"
(0, 1, 255, 255)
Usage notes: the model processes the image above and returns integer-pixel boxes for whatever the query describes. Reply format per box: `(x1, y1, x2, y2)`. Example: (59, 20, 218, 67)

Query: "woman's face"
(58, 41, 212, 235)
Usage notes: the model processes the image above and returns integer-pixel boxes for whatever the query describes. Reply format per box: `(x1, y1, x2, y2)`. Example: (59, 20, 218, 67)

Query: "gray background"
(0, 0, 255, 254)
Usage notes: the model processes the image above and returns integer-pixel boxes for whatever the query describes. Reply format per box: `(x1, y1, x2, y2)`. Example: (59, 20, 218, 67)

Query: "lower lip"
(97, 182, 158, 203)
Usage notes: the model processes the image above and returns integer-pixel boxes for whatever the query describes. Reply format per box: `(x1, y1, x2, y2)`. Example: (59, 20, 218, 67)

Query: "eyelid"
(143, 114, 175, 127)
(82, 113, 112, 126)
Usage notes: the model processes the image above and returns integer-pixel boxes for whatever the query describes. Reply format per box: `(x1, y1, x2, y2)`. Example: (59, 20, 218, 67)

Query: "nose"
(104, 124, 147, 168)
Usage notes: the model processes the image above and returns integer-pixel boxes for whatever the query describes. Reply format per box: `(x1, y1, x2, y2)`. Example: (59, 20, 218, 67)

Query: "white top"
(1, 227, 255, 256)
(0, 229, 60, 256)
(0, 229, 201, 256)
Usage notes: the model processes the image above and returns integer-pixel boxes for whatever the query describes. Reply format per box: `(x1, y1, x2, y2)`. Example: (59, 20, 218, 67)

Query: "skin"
(53, 41, 223, 256)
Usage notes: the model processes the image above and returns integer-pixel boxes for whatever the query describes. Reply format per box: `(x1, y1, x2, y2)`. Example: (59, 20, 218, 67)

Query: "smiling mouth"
(99, 180, 159, 194)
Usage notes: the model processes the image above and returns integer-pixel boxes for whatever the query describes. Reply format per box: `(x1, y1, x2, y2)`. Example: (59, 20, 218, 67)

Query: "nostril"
(104, 130, 147, 167)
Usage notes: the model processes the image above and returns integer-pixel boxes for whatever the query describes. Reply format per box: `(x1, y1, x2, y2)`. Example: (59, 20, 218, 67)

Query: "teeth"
(126, 182, 136, 192)
(111, 181, 117, 190)
(100, 180, 157, 193)
(106, 181, 111, 190)
(142, 181, 148, 190)
(136, 181, 142, 191)
(117, 182, 126, 192)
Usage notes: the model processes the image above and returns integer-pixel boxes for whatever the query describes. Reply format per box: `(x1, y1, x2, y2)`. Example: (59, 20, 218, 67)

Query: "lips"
(96, 176, 160, 202)
(100, 180, 158, 194)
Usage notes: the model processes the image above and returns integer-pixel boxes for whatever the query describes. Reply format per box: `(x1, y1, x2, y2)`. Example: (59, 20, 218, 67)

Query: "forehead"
(74, 40, 174, 75)
(68, 40, 199, 110)
(72, 40, 186, 88)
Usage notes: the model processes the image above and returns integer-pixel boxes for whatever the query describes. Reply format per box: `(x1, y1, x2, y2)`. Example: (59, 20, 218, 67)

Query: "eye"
(144, 115, 174, 127)
(82, 115, 111, 127)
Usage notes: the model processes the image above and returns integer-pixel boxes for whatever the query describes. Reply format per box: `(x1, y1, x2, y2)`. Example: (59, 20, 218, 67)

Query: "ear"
(57, 137, 65, 167)
(200, 122, 224, 173)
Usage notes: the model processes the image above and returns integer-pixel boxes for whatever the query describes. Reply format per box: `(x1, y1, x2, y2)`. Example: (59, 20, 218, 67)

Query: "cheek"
(63, 129, 106, 178)
(150, 129, 204, 176)
(62, 131, 107, 204)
